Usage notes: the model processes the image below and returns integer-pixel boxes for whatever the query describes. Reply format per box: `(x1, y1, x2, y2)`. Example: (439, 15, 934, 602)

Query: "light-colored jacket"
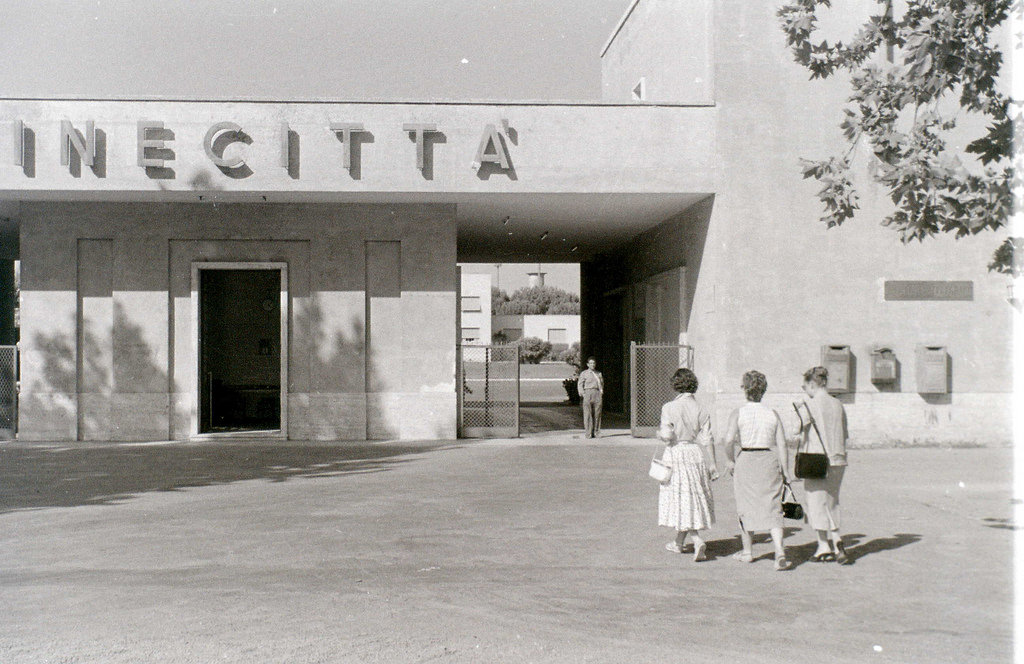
(577, 369, 603, 394)
(802, 392, 848, 466)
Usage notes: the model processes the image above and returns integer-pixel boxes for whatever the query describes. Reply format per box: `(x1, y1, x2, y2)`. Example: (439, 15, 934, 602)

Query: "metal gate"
(630, 342, 694, 437)
(0, 345, 17, 440)
(458, 344, 519, 438)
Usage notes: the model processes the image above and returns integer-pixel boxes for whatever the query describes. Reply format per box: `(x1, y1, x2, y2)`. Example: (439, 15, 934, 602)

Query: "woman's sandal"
(731, 551, 753, 563)
(693, 542, 708, 562)
(774, 555, 792, 571)
(665, 542, 684, 554)
(835, 542, 852, 565)
(812, 551, 836, 563)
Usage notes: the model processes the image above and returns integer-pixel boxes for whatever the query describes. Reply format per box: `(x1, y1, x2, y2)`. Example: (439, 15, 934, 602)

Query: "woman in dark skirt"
(724, 370, 793, 570)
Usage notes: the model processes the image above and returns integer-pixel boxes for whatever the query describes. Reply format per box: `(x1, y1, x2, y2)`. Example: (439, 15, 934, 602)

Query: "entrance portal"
(198, 268, 283, 433)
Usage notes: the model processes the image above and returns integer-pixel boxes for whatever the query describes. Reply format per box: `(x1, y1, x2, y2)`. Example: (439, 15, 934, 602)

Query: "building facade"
(0, 0, 1013, 443)
(459, 272, 492, 344)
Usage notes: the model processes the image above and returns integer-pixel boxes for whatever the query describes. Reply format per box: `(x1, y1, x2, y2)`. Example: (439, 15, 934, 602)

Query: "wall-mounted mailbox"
(820, 344, 851, 393)
(916, 345, 949, 394)
(870, 347, 897, 384)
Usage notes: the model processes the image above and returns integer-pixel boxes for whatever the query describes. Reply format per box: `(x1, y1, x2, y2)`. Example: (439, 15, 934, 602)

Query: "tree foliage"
(516, 336, 552, 364)
(777, 0, 1018, 274)
(492, 285, 580, 315)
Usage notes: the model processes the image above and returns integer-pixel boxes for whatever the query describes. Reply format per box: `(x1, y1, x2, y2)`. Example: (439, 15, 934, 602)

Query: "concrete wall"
(596, 1, 1014, 444)
(601, 0, 714, 104)
(0, 100, 718, 198)
(459, 272, 491, 343)
(17, 201, 456, 442)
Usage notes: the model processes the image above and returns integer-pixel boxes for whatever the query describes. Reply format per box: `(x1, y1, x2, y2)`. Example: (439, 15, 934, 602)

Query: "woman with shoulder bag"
(657, 368, 719, 562)
(724, 370, 794, 571)
(796, 366, 852, 565)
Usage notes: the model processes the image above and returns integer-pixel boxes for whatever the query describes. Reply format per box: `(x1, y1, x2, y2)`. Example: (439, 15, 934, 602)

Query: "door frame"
(190, 261, 289, 439)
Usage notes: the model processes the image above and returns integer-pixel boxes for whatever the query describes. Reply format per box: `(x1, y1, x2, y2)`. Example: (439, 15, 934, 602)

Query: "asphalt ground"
(0, 438, 1014, 663)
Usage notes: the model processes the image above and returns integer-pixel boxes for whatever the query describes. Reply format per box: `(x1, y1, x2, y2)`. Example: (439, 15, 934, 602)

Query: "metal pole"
(630, 341, 637, 437)
(484, 346, 490, 427)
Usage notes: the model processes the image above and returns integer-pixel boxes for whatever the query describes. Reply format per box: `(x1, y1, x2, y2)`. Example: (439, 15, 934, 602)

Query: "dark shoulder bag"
(792, 402, 829, 480)
(782, 480, 804, 520)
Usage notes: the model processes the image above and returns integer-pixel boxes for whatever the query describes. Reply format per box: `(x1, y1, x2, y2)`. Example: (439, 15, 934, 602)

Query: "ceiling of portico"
(454, 192, 708, 263)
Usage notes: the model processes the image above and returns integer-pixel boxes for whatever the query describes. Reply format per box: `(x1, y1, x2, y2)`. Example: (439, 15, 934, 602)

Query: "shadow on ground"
(696, 529, 923, 568)
(0, 442, 455, 514)
(519, 403, 629, 435)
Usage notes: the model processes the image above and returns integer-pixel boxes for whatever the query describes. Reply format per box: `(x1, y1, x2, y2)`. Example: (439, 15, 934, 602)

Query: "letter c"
(204, 121, 246, 168)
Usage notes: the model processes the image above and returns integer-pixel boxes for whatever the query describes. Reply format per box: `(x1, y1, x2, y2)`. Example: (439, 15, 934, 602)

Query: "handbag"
(782, 480, 804, 520)
(792, 402, 829, 480)
(649, 454, 672, 483)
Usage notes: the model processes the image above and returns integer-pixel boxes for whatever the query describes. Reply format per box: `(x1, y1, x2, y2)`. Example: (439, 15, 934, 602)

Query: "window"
(461, 327, 481, 342)
(548, 328, 567, 344)
(461, 296, 481, 312)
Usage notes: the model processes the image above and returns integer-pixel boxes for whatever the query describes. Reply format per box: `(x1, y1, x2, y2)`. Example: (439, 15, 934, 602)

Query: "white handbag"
(648, 455, 672, 483)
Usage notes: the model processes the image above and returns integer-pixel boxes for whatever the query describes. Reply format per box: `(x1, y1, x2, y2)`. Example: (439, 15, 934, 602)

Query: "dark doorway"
(199, 269, 282, 433)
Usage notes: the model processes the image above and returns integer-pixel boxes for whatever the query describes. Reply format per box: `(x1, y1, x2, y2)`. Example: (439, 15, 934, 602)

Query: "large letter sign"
(204, 121, 247, 169)
(474, 123, 511, 170)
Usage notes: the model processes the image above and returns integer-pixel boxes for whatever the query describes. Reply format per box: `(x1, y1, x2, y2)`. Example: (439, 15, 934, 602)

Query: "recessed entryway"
(195, 263, 288, 436)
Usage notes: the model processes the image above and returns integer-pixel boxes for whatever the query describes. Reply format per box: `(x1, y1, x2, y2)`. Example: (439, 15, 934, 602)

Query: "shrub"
(558, 342, 581, 372)
(517, 336, 552, 364)
(563, 378, 581, 405)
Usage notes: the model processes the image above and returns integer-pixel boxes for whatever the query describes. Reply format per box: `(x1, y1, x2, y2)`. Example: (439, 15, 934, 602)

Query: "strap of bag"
(796, 401, 828, 456)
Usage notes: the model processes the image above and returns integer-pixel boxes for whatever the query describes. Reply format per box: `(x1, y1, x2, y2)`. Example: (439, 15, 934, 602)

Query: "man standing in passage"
(578, 357, 604, 438)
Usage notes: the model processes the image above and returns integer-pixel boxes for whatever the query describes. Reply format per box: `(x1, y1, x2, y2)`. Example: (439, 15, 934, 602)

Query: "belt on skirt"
(740, 447, 771, 451)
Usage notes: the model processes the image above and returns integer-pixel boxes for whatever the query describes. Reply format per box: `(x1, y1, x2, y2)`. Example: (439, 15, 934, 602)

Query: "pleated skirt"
(657, 443, 715, 531)
(733, 450, 783, 531)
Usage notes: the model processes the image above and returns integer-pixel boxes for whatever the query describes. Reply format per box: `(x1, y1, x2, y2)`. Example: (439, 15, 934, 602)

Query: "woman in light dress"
(796, 366, 852, 564)
(657, 368, 719, 562)
(724, 370, 793, 571)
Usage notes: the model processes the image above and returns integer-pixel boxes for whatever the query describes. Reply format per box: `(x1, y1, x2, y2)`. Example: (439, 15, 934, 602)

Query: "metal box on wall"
(820, 344, 851, 393)
(916, 345, 949, 394)
(870, 347, 897, 385)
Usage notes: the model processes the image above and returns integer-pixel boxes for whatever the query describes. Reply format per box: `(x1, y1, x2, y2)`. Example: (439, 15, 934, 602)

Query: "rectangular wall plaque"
(884, 280, 973, 301)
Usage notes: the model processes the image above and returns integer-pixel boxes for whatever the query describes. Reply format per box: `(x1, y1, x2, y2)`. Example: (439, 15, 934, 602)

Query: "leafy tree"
(547, 300, 581, 315)
(501, 285, 580, 315)
(494, 299, 542, 315)
(491, 286, 508, 313)
(777, 0, 1018, 274)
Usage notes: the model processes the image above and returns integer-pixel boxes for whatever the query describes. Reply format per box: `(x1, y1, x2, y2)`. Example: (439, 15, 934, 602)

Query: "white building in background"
(459, 272, 491, 344)
(493, 314, 580, 353)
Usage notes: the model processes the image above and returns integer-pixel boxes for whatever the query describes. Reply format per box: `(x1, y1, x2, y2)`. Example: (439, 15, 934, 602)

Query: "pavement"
(0, 432, 1015, 664)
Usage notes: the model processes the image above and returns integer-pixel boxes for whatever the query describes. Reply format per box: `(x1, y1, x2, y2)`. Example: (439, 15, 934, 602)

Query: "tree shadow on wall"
(26, 303, 171, 440)
(0, 441, 455, 514)
(296, 291, 400, 441)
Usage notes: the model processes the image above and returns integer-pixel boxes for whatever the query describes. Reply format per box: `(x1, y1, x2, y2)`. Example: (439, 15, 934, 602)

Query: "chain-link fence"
(630, 342, 693, 438)
(458, 344, 519, 438)
(0, 345, 17, 439)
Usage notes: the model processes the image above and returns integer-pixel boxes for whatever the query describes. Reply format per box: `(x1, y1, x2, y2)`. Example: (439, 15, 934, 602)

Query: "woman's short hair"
(671, 367, 698, 393)
(741, 370, 767, 402)
(803, 366, 829, 387)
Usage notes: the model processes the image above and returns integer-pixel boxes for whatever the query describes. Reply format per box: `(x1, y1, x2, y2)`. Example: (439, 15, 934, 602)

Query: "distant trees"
(492, 285, 580, 316)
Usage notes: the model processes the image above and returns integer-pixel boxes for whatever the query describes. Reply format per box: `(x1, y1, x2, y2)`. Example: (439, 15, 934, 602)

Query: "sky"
(460, 262, 579, 294)
(0, 0, 631, 101)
